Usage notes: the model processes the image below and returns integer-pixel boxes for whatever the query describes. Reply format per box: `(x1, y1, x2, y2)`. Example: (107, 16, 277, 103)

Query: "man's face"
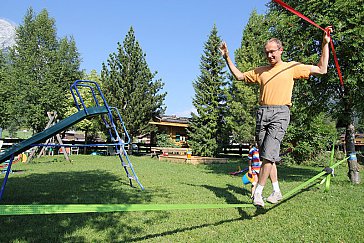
(264, 41, 283, 66)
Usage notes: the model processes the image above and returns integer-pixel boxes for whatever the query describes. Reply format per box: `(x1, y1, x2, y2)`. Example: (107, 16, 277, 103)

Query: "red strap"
(329, 41, 344, 87)
(272, 0, 344, 88)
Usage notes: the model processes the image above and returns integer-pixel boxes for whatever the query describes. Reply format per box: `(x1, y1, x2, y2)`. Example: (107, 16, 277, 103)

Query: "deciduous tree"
(268, 0, 363, 182)
(0, 51, 14, 133)
(9, 8, 82, 133)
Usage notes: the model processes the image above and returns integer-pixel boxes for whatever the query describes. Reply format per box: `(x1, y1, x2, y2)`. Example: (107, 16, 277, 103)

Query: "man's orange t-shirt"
(243, 61, 312, 106)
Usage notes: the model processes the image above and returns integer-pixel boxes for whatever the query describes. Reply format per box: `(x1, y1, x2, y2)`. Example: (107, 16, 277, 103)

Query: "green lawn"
(1, 155, 363, 242)
(1, 129, 33, 139)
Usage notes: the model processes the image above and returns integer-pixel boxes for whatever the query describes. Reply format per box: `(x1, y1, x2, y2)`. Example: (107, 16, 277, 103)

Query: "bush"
(156, 133, 178, 148)
(284, 112, 338, 165)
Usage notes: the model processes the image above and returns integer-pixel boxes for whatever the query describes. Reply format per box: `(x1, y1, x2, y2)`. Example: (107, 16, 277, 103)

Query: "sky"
(1, 0, 269, 117)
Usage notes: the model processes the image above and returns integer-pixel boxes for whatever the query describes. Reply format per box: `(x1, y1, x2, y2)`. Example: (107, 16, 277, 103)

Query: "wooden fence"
(1, 138, 251, 157)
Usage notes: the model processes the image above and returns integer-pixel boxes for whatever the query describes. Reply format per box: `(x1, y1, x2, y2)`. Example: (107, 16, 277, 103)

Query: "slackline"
(0, 204, 255, 216)
(282, 156, 347, 200)
(0, 157, 347, 216)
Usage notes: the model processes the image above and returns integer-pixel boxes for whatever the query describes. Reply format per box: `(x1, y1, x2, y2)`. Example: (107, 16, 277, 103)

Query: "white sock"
(254, 184, 264, 195)
(272, 181, 280, 192)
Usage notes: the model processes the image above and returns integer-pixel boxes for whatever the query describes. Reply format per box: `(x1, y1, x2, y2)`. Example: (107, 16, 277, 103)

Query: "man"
(219, 27, 332, 207)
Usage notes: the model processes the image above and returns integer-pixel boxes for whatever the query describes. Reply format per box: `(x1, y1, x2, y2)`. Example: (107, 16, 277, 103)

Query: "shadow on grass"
(252, 183, 319, 217)
(130, 160, 328, 241)
(1, 170, 149, 204)
(1, 170, 251, 242)
(201, 184, 253, 219)
(202, 161, 326, 218)
(0, 157, 326, 242)
(0, 170, 160, 242)
(128, 216, 243, 242)
(127, 182, 254, 242)
(192, 183, 254, 219)
(205, 162, 321, 183)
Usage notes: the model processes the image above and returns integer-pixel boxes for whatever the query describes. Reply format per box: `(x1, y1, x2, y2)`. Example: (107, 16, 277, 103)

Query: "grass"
(1, 129, 33, 139)
(1, 155, 363, 242)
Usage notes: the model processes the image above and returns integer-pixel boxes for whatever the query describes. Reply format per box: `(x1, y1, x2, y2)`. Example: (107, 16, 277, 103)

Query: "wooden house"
(149, 115, 190, 147)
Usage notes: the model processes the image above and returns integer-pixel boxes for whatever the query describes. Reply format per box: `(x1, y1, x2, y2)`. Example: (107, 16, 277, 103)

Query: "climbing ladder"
(70, 80, 144, 190)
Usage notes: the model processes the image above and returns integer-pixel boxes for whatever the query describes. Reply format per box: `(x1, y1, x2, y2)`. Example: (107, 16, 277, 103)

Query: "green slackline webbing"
(0, 203, 255, 216)
(0, 156, 347, 216)
(282, 156, 347, 200)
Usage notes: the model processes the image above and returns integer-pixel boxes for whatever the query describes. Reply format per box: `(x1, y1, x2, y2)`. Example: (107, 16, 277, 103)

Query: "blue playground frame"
(0, 80, 144, 201)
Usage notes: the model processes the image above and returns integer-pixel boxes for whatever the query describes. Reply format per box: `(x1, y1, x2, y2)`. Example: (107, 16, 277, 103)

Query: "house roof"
(149, 115, 190, 128)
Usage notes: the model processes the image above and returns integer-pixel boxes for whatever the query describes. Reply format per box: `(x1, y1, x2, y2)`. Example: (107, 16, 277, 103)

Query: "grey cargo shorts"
(255, 105, 290, 163)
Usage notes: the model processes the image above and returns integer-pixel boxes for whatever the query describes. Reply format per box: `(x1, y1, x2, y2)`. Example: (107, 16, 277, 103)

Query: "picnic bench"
(151, 147, 190, 158)
(150, 147, 228, 164)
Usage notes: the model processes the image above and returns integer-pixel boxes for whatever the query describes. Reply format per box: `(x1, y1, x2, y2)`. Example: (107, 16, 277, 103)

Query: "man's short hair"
(265, 38, 283, 49)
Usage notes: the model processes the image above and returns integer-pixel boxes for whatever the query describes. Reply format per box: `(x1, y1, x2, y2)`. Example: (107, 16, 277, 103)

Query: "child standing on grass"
(248, 143, 261, 198)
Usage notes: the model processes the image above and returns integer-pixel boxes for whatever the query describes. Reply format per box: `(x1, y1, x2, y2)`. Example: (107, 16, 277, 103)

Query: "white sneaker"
(253, 193, 265, 207)
(267, 191, 283, 204)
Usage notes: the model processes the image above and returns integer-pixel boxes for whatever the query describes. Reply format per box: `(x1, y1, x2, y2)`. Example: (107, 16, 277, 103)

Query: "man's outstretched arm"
(219, 41, 245, 81)
(310, 26, 332, 75)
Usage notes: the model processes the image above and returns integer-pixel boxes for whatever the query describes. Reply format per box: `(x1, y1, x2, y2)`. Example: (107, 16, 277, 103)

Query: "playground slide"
(0, 106, 108, 163)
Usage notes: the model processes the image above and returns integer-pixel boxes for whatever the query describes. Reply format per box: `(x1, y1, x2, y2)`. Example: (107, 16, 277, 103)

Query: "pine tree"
(9, 8, 82, 133)
(188, 25, 228, 157)
(101, 27, 166, 144)
(226, 10, 269, 144)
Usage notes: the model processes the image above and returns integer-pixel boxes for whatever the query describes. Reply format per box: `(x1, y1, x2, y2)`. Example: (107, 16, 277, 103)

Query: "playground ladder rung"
(122, 163, 130, 168)
(115, 149, 127, 155)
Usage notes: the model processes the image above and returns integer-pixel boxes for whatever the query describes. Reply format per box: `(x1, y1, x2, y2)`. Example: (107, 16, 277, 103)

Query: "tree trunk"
(345, 123, 361, 184)
(128, 135, 133, 155)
